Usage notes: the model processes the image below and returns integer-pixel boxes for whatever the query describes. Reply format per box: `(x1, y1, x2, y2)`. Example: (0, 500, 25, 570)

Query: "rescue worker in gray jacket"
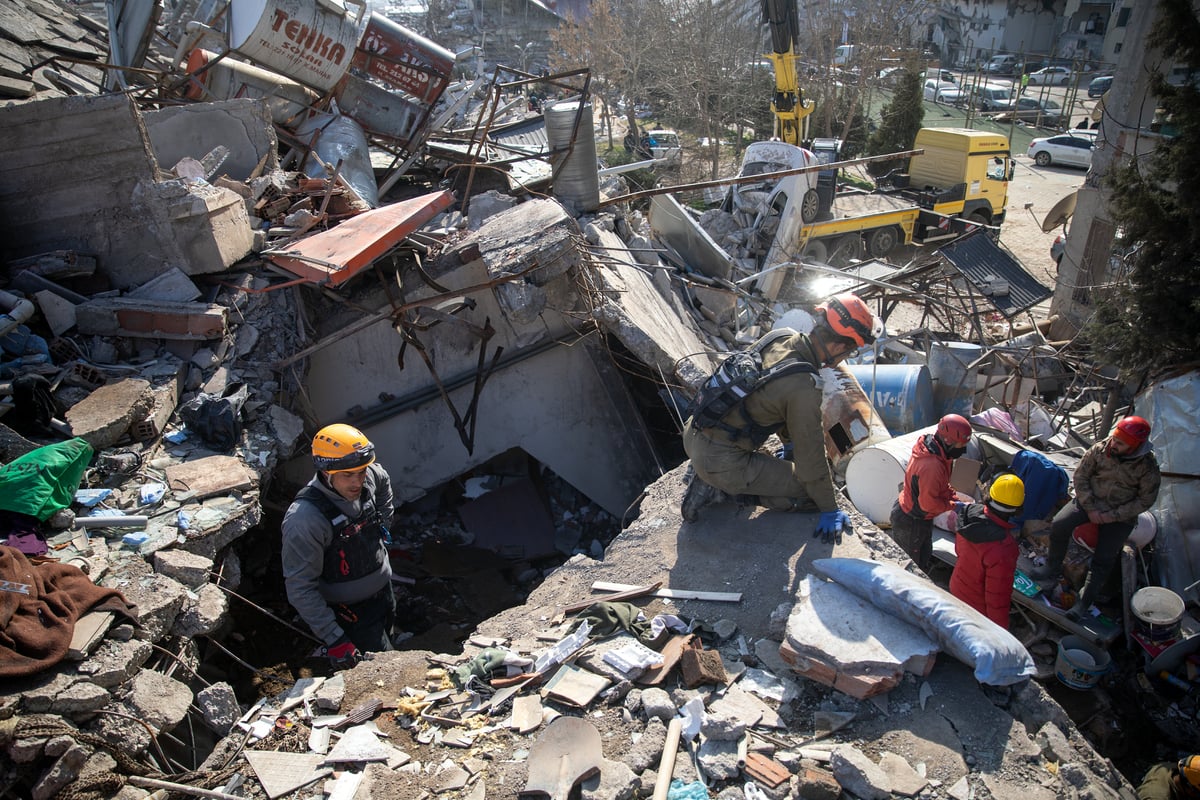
(1031, 415, 1161, 619)
(282, 424, 395, 668)
(680, 293, 882, 538)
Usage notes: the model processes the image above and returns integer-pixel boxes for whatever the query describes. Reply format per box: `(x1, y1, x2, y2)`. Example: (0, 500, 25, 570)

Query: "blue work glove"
(326, 636, 361, 670)
(814, 510, 850, 544)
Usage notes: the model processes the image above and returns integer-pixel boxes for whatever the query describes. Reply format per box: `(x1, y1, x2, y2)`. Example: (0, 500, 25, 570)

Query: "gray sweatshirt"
(280, 463, 395, 645)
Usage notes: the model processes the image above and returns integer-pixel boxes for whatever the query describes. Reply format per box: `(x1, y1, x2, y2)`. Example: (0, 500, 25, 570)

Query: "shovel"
(520, 717, 603, 799)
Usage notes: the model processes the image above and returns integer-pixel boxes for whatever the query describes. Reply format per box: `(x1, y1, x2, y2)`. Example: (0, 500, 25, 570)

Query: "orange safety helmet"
(936, 414, 973, 448)
(816, 293, 883, 349)
(1113, 415, 1151, 448)
(312, 423, 376, 474)
(1179, 755, 1200, 794)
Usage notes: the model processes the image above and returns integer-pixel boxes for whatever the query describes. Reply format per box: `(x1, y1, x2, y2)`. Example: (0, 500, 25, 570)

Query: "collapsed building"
(0, 0, 1198, 798)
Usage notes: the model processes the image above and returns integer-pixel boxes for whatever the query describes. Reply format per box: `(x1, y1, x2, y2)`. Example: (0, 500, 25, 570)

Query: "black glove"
(326, 636, 361, 669)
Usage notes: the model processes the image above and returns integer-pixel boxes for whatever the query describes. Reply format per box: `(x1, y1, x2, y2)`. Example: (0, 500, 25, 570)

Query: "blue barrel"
(845, 364, 935, 436)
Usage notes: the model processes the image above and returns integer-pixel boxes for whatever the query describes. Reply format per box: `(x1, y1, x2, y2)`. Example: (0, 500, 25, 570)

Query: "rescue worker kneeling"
(948, 474, 1025, 630)
(680, 293, 883, 538)
(282, 424, 396, 669)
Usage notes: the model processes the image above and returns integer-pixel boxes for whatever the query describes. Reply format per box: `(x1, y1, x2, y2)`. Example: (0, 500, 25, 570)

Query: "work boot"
(681, 477, 723, 522)
(1028, 563, 1060, 583)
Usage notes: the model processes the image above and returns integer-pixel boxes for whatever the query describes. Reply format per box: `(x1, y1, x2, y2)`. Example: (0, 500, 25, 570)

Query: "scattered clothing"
(0, 545, 138, 678)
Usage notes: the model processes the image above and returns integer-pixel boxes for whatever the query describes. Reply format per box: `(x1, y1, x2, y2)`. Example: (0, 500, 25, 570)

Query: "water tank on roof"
(545, 100, 600, 215)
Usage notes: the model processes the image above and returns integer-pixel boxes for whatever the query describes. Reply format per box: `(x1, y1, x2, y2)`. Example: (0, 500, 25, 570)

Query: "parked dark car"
(1088, 75, 1113, 97)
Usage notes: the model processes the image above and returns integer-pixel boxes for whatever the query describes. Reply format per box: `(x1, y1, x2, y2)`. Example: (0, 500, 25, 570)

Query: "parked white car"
(1028, 133, 1095, 168)
(923, 79, 964, 104)
(1027, 66, 1073, 86)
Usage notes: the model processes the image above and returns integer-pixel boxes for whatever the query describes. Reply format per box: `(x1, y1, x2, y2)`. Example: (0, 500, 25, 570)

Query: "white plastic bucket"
(1131, 586, 1185, 643)
(1129, 511, 1158, 549)
(844, 424, 938, 524)
(1055, 634, 1110, 690)
(229, 0, 363, 92)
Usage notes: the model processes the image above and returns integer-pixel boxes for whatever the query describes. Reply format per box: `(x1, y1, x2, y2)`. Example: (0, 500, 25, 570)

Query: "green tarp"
(0, 438, 93, 521)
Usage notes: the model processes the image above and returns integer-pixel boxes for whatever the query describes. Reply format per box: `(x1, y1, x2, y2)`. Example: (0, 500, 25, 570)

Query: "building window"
(1114, 42, 1122, 53)
(1117, 7, 1131, 26)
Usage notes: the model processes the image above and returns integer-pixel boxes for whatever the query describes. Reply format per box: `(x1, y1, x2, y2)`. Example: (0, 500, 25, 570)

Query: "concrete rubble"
(0, 0, 1196, 798)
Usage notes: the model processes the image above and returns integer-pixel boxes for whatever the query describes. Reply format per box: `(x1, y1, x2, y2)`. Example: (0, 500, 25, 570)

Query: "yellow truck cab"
(891, 127, 1012, 229)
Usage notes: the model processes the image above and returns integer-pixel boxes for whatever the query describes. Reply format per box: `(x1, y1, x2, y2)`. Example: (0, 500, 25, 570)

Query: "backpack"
(688, 328, 816, 444)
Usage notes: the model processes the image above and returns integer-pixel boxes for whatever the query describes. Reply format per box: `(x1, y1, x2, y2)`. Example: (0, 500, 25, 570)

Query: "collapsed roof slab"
(297, 199, 663, 517)
(780, 575, 938, 699)
(0, 94, 254, 289)
(142, 98, 280, 182)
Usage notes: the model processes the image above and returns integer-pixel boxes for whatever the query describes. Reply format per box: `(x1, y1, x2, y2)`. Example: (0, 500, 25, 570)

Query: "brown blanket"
(0, 545, 138, 678)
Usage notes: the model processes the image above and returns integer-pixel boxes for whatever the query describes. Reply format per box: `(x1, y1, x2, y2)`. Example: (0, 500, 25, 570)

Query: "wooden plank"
(165, 456, 257, 500)
(591, 581, 741, 603)
(0, 72, 34, 98)
(67, 610, 113, 660)
(636, 633, 698, 686)
(560, 581, 662, 616)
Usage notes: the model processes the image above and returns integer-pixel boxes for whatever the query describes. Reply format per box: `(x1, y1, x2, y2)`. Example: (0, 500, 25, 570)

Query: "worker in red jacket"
(949, 474, 1025, 629)
(888, 414, 972, 570)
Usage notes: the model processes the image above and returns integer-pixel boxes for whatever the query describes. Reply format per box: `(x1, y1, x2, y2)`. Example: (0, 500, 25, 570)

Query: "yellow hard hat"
(1180, 756, 1200, 793)
(989, 474, 1025, 510)
(312, 424, 375, 474)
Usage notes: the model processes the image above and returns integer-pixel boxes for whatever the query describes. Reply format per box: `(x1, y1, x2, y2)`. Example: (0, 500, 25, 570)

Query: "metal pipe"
(0, 289, 35, 338)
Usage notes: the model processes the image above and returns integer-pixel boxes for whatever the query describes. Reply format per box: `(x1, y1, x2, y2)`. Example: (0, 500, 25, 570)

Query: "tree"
(862, 65, 923, 176)
(1083, 0, 1200, 373)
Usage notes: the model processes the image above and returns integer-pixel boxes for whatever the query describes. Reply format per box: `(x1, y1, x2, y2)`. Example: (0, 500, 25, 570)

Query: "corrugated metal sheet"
(937, 233, 1051, 318)
(488, 117, 550, 156)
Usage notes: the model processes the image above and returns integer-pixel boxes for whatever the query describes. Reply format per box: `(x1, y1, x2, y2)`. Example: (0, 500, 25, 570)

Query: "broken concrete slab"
(125, 669, 192, 732)
(165, 456, 257, 500)
(63, 377, 153, 450)
(0, 94, 253, 289)
(75, 298, 228, 340)
(142, 98, 279, 183)
(33, 289, 76, 335)
(151, 549, 213, 588)
(126, 266, 202, 303)
(780, 575, 938, 699)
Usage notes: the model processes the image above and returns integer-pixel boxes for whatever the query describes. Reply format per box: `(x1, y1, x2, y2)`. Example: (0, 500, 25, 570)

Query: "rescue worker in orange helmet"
(681, 293, 883, 537)
(1031, 415, 1160, 620)
(888, 413, 973, 571)
(281, 424, 396, 669)
(1137, 754, 1200, 800)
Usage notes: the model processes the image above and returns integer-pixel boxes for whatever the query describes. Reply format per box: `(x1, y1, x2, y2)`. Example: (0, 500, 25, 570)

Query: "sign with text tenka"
(350, 13, 454, 105)
(228, 0, 364, 92)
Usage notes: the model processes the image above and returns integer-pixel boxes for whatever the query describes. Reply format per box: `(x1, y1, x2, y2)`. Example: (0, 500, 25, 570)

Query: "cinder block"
(680, 647, 728, 688)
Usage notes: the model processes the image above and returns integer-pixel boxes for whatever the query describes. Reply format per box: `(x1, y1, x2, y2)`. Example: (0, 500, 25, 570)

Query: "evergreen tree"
(1084, 0, 1200, 373)
(863, 65, 924, 177)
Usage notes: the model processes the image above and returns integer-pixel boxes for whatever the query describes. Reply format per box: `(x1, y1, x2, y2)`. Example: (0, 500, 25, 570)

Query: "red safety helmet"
(1113, 415, 1151, 448)
(936, 414, 973, 448)
(816, 293, 883, 349)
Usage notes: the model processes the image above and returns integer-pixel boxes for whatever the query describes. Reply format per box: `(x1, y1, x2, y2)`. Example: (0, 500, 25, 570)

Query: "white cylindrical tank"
(185, 49, 318, 125)
(844, 424, 940, 524)
(544, 100, 600, 215)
